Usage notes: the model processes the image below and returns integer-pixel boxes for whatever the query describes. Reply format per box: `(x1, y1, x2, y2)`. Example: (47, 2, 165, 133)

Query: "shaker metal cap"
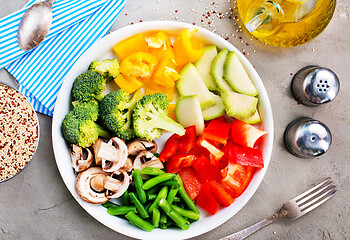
(292, 66, 340, 106)
(284, 117, 332, 158)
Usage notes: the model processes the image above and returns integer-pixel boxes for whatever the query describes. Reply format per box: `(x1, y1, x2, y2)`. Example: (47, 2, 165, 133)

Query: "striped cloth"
(1, 0, 127, 116)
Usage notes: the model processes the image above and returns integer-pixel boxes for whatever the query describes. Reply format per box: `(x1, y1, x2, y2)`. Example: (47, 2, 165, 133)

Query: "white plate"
(52, 21, 274, 240)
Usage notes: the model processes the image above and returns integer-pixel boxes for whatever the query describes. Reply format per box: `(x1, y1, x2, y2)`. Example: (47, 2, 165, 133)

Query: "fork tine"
(300, 189, 336, 216)
(293, 178, 331, 202)
(297, 181, 334, 206)
(300, 185, 336, 209)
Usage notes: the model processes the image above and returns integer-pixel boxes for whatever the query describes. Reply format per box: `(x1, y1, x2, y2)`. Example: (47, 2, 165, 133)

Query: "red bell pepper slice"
(224, 142, 264, 168)
(159, 134, 180, 161)
(230, 119, 267, 148)
(177, 125, 196, 154)
(179, 167, 202, 200)
(202, 119, 232, 145)
(165, 154, 197, 173)
(221, 163, 255, 198)
(209, 181, 234, 207)
(191, 156, 222, 183)
(196, 136, 224, 168)
(196, 182, 218, 215)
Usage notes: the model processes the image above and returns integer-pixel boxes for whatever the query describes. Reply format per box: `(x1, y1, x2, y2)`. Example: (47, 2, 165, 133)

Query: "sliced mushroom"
(70, 144, 93, 172)
(127, 139, 157, 157)
(133, 150, 164, 172)
(91, 138, 105, 165)
(96, 137, 128, 172)
(119, 158, 133, 173)
(105, 171, 130, 199)
(75, 167, 109, 204)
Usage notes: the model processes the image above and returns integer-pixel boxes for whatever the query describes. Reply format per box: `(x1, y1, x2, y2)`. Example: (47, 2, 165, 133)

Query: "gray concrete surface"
(0, 0, 349, 239)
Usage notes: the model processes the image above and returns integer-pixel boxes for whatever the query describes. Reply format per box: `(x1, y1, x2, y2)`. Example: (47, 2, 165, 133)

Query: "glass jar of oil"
(237, 0, 336, 47)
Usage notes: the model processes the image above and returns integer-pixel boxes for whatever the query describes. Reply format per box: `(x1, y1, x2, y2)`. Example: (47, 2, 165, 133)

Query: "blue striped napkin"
(1, 0, 127, 116)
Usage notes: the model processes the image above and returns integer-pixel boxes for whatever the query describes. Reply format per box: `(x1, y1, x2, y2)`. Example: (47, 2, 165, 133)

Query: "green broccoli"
(132, 93, 185, 141)
(100, 89, 144, 140)
(72, 100, 99, 121)
(72, 70, 106, 102)
(89, 59, 120, 82)
(61, 112, 109, 148)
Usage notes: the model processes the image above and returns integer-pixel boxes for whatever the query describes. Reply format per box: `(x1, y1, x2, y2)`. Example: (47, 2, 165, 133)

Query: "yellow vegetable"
(167, 104, 177, 122)
(113, 34, 149, 60)
(119, 52, 159, 78)
(114, 74, 144, 94)
(147, 31, 175, 60)
(144, 79, 176, 102)
(151, 58, 180, 88)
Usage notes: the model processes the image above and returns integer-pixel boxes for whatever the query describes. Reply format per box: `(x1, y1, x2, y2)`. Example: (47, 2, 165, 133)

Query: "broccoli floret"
(132, 93, 185, 140)
(89, 59, 120, 82)
(72, 100, 99, 121)
(72, 70, 106, 102)
(61, 111, 109, 148)
(100, 89, 144, 140)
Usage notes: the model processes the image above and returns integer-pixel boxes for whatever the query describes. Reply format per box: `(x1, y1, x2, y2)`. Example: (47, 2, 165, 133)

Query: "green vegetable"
(125, 211, 154, 232)
(108, 206, 137, 215)
(171, 205, 200, 220)
(132, 93, 185, 140)
(167, 187, 179, 205)
(132, 169, 147, 204)
(129, 192, 149, 219)
(100, 89, 143, 140)
(159, 180, 180, 188)
(102, 201, 119, 208)
(142, 173, 175, 190)
(72, 100, 99, 121)
(175, 174, 199, 213)
(141, 167, 165, 176)
(158, 198, 190, 230)
(122, 190, 131, 205)
(152, 208, 160, 227)
(72, 70, 106, 102)
(89, 59, 120, 82)
(148, 186, 168, 214)
(61, 111, 109, 148)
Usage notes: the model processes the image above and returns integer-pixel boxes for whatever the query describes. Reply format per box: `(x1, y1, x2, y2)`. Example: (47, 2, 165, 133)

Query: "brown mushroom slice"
(70, 144, 93, 172)
(96, 137, 128, 172)
(133, 151, 164, 172)
(105, 171, 130, 199)
(75, 167, 109, 204)
(91, 138, 104, 165)
(127, 139, 158, 157)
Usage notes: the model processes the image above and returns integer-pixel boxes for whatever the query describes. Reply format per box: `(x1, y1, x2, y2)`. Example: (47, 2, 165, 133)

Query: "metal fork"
(220, 178, 336, 240)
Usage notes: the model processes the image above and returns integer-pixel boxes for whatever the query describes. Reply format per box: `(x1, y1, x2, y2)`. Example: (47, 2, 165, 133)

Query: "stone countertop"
(0, 0, 349, 239)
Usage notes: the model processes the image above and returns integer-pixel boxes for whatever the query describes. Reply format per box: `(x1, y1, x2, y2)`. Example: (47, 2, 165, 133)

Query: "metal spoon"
(17, 0, 55, 51)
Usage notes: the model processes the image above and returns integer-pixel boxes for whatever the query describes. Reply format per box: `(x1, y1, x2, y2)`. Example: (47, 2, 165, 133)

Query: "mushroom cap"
(127, 139, 157, 157)
(75, 167, 109, 204)
(133, 150, 164, 172)
(70, 144, 93, 172)
(97, 137, 128, 173)
(105, 171, 130, 199)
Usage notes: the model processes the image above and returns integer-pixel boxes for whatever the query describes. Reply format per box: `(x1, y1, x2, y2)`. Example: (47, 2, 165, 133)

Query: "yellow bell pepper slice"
(113, 34, 149, 60)
(151, 58, 180, 88)
(167, 104, 177, 122)
(114, 74, 144, 94)
(147, 31, 175, 60)
(174, 28, 204, 68)
(144, 79, 176, 102)
(119, 52, 159, 78)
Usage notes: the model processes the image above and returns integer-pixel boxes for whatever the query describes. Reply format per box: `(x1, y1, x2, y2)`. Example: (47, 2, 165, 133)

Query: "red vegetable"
(159, 134, 179, 161)
(230, 119, 267, 148)
(165, 154, 197, 173)
(202, 119, 232, 145)
(179, 167, 202, 200)
(196, 182, 218, 215)
(177, 125, 196, 154)
(191, 156, 221, 183)
(209, 181, 234, 207)
(221, 163, 255, 198)
(196, 136, 224, 168)
(224, 142, 264, 168)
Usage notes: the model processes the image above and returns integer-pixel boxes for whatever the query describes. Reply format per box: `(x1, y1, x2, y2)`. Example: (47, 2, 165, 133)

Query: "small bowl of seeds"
(0, 82, 39, 183)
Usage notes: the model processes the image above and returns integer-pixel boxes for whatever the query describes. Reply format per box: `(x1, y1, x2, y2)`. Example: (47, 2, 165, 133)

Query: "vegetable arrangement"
(61, 28, 268, 232)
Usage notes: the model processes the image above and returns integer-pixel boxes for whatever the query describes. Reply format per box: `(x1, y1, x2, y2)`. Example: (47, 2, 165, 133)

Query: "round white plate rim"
(52, 20, 274, 240)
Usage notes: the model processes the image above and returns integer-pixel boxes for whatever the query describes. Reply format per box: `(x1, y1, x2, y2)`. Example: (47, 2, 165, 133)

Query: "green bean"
(176, 202, 185, 209)
(141, 167, 165, 176)
(148, 193, 157, 201)
(125, 211, 154, 232)
(160, 180, 180, 188)
(146, 185, 161, 195)
(175, 174, 199, 213)
(171, 205, 200, 220)
(159, 223, 167, 229)
(122, 190, 130, 205)
(132, 169, 147, 204)
(167, 187, 179, 205)
(107, 206, 137, 216)
(129, 192, 149, 219)
(158, 198, 190, 230)
(152, 208, 160, 227)
(160, 210, 167, 224)
(144, 201, 152, 211)
(102, 201, 119, 208)
(148, 186, 168, 214)
(143, 173, 175, 190)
